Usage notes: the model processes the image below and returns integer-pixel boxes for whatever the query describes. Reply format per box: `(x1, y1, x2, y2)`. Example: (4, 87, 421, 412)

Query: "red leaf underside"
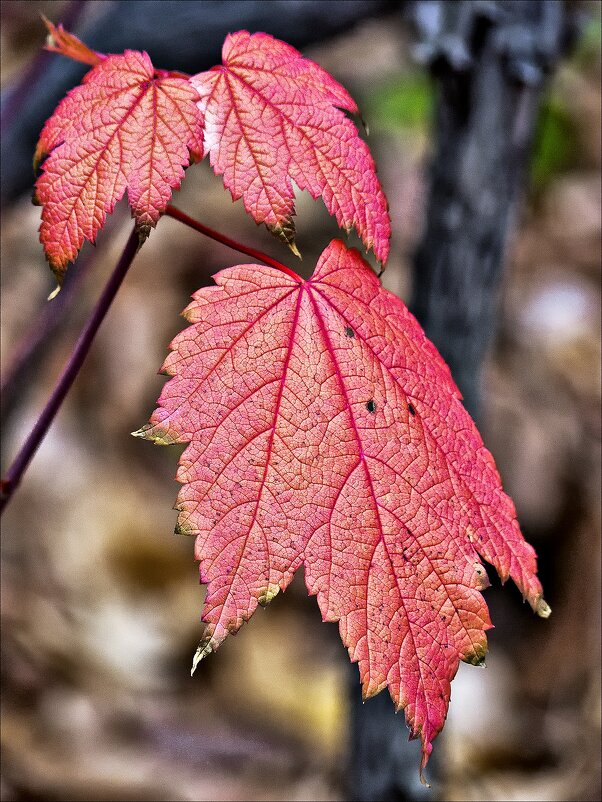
(139, 240, 548, 775)
(192, 31, 391, 262)
(35, 45, 203, 278)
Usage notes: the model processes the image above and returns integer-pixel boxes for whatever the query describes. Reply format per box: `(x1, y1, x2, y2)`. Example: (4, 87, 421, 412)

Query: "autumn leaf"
(191, 31, 391, 262)
(136, 240, 549, 777)
(34, 30, 203, 280)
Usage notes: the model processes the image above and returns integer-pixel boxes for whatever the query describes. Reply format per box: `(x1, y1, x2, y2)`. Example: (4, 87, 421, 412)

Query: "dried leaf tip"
(419, 750, 432, 788)
(288, 240, 302, 260)
(191, 638, 215, 675)
(47, 285, 61, 301)
(131, 424, 151, 439)
(536, 597, 552, 618)
(174, 519, 194, 536)
(358, 112, 370, 136)
(257, 583, 280, 607)
(267, 220, 301, 259)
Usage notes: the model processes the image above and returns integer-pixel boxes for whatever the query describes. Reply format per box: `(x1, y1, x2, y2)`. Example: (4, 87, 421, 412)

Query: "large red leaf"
(137, 240, 549, 776)
(34, 34, 203, 279)
(191, 31, 391, 263)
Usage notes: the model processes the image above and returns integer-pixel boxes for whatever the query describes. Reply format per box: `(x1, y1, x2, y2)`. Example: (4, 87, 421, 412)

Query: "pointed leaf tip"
(419, 764, 431, 788)
(288, 241, 302, 260)
(131, 425, 151, 439)
(191, 638, 215, 675)
(257, 583, 280, 607)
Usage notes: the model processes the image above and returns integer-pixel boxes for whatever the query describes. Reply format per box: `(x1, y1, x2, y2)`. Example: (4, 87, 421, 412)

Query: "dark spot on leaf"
(345, 326, 355, 338)
(408, 402, 416, 416)
(366, 400, 376, 413)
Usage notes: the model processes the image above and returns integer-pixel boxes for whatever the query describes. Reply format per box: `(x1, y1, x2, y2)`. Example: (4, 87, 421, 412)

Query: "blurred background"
(1, 1, 600, 800)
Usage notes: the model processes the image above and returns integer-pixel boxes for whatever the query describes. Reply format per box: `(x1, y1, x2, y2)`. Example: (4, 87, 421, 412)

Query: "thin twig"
(0, 226, 140, 515)
(164, 205, 301, 282)
(1, 248, 91, 426)
(1, 210, 123, 427)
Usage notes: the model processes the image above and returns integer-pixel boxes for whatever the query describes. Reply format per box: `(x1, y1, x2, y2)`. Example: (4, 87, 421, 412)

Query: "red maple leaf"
(34, 30, 203, 279)
(191, 31, 391, 262)
(136, 240, 549, 776)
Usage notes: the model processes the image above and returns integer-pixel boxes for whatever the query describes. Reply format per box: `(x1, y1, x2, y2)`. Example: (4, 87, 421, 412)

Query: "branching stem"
(165, 205, 301, 282)
(0, 226, 140, 515)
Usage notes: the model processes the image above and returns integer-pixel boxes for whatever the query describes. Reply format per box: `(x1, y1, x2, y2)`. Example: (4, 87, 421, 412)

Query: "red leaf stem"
(164, 205, 301, 282)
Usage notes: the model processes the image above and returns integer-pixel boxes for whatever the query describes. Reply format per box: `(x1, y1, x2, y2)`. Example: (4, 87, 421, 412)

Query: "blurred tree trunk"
(411, 0, 571, 419)
(348, 2, 573, 800)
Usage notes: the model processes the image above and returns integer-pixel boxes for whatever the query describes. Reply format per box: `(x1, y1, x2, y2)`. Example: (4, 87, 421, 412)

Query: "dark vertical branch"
(410, 0, 571, 419)
(348, 2, 572, 800)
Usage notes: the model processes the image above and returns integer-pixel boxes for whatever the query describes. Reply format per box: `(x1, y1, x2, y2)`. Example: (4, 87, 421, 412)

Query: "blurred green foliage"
(367, 66, 584, 195)
(571, 11, 602, 73)
(366, 15, 600, 193)
(529, 94, 579, 193)
(366, 72, 433, 133)
(529, 13, 600, 194)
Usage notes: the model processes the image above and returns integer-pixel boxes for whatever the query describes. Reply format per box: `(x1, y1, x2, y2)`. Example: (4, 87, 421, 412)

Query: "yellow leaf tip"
(419, 769, 431, 789)
(257, 582, 280, 607)
(536, 597, 552, 618)
(131, 424, 151, 438)
(174, 519, 193, 536)
(266, 219, 298, 256)
(131, 424, 175, 446)
(191, 638, 215, 675)
(288, 240, 302, 260)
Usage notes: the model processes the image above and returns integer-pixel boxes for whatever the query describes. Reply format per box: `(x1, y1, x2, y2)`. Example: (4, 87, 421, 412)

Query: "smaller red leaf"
(34, 30, 204, 280)
(192, 31, 391, 262)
